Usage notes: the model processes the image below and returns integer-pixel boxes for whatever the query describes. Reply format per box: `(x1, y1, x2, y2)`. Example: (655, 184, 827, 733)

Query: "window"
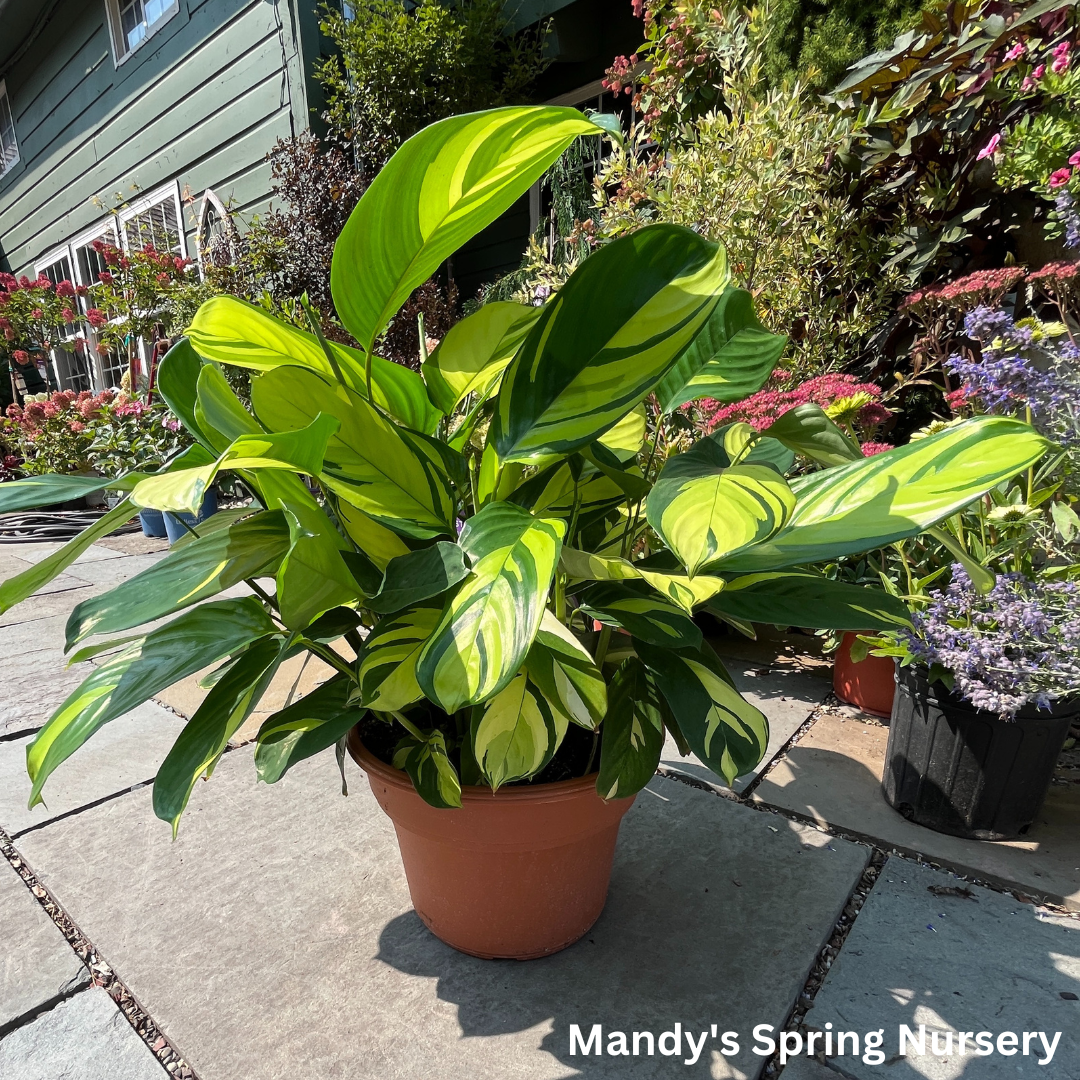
(35, 249, 94, 393)
(0, 81, 18, 177)
(106, 0, 179, 63)
(119, 183, 186, 256)
(70, 222, 128, 389)
(196, 189, 235, 271)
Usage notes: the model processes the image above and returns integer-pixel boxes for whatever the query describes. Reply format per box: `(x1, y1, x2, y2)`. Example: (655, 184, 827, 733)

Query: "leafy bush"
(316, 0, 549, 172)
(597, 1, 906, 379)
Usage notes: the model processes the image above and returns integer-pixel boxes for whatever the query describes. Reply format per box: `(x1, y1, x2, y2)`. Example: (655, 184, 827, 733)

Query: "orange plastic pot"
(348, 731, 635, 960)
(833, 631, 896, 718)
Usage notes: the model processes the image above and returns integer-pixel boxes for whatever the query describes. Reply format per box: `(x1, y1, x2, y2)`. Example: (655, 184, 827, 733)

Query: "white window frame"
(118, 181, 187, 258)
(195, 187, 234, 272)
(69, 219, 127, 390)
(105, 0, 180, 68)
(0, 79, 19, 179)
(33, 246, 95, 393)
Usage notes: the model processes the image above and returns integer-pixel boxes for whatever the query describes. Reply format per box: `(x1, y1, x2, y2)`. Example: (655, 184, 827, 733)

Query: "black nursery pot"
(883, 664, 1077, 841)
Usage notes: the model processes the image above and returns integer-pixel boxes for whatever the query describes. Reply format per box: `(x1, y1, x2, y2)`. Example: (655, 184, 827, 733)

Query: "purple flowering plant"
(868, 566, 1080, 716)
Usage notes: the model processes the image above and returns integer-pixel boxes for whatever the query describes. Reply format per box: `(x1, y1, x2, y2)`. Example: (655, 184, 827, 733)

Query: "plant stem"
(391, 710, 426, 741)
(583, 730, 600, 777)
(621, 414, 664, 559)
(594, 623, 612, 667)
(300, 294, 349, 389)
(305, 641, 356, 683)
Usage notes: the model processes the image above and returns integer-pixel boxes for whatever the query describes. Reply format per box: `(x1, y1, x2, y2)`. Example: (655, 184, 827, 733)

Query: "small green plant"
(0, 107, 1048, 833)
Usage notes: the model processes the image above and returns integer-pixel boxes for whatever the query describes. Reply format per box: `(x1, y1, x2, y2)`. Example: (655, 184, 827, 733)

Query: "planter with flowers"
(0, 107, 1050, 959)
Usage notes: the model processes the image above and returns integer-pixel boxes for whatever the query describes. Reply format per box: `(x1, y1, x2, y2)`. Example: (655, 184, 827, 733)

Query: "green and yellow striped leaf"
(392, 729, 461, 808)
(337, 501, 411, 570)
(417, 502, 565, 713)
(423, 301, 542, 412)
(596, 657, 668, 800)
(717, 416, 1052, 572)
(356, 605, 442, 712)
(705, 571, 913, 631)
(524, 611, 607, 730)
(66, 511, 291, 647)
(646, 458, 796, 578)
(251, 365, 457, 539)
(471, 673, 565, 789)
(636, 640, 769, 786)
(254, 677, 359, 785)
(560, 547, 726, 614)
(490, 224, 730, 462)
(331, 106, 610, 354)
(762, 404, 863, 468)
(130, 414, 341, 515)
(153, 636, 285, 835)
(655, 286, 787, 413)
(26, 598, 276, 808)
(187, 295, 440, 432)
(576, 581, 702, 649)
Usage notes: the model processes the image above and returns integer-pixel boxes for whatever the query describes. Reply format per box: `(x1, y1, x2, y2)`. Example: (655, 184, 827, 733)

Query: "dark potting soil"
(355, 706, 600, 788)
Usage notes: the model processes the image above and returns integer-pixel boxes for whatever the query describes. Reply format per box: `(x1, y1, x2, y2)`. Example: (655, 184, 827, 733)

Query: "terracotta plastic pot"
(348, 731, 635, 960)
(833, 631, 896, 717)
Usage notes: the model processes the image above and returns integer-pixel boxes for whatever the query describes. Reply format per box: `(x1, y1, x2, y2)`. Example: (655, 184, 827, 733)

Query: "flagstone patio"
(1, 536, 1078, 1079)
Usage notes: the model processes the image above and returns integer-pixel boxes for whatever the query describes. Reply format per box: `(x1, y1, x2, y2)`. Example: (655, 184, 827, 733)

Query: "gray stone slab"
(0, 702, 186, 836)
(0, 587, 99, 629)
(804, 859, 1080, 1079)
(19, 751, 869, 1080)
(753, 711, 1080, 910)
(779, 1058, 844, 1080)
(0, 986, 165, 1079)
(0, 541, 131, 565)
(61, 553, 168, 588)
(662, 658, 830, 792)
(0, 646, 93, 738)
(0, 859, 89, 1031)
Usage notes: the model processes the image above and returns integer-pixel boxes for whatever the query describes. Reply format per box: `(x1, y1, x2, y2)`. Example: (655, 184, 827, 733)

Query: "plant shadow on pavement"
(373, 780, 870, 1078)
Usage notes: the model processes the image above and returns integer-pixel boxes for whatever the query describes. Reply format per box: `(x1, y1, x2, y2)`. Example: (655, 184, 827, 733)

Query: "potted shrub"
(869, 569, 1080, 839)
(0, 107, 1050, 959)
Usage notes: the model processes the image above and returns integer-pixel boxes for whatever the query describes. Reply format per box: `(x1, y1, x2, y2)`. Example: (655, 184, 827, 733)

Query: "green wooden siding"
(0, 0, 320, 275)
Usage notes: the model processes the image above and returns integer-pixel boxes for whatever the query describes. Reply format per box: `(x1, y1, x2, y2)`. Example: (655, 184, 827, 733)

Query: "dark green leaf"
(596, 657, 667, 799)
(393, 729, 462, 808)
(763, 404, 863, 468)
(577, 581, 702, 649)
(367, 541, 469, 613)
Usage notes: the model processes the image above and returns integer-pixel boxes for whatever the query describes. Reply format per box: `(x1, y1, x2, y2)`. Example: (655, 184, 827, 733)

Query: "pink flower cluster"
(702, 372, 890, 433)
(1027, 260, 1080, 288)
(6, 390, 114, 433)
(900, 267, 1026, 312)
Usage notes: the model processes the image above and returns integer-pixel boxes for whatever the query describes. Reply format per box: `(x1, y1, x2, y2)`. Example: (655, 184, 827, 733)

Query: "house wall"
(0, 0, 319, 277)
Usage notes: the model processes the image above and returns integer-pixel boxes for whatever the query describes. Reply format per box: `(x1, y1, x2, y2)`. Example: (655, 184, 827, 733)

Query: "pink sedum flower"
(860, 442, 892, 457)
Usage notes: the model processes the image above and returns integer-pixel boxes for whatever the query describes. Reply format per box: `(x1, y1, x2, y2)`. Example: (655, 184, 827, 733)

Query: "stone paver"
(0, 859, 89, 1032)
(0, 987, 166, 1079)
(662, 657, 830, 792)
(803, 859, 1080, 1079)
(0, 702, 186, 836)
(779, 1058, 843, 1079)
(0, 586, 98, 629)
(18, 751, 869, 1080)
(0, 645, 93, 738)
(752, 711, 1080, 910)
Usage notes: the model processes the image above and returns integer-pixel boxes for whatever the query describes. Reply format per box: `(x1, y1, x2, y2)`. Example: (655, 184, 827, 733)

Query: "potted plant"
(0, 107, 1049, 959)
(862, 290, 1080, 839)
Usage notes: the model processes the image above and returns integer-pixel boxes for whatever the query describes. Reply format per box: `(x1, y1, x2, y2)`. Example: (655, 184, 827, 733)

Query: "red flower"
(12, 349, 29, 363)
(86, 308, 107, 328)
(61, 307, 76, 322)
(30, 308, 44, 320)
(1049, 167, 1073, 189)
(97, 271, 114, 285)
(55, 279, 75, 298)
(68, 421, 85, 434)
(155, 272, 171, 286)
(946, 386, 971, 412)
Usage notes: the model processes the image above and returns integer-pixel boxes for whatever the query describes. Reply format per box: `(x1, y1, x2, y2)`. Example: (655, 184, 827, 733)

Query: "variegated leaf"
(524, 611, 607, 729)
(356, 605, 442, 712)
(490, 224, 730, 462)
(636, 640, 769, 786)
(392, 729, 462, 808)
(471, 673, 565, 789)
(423, 301, 542, 412)
(717, 416, 1052, 572)
(560, 547, 726, 614)
(332, 106, 609, 353)
(417, 502, 565, 713)
(646, 452, 796, 577)
(596, 657, 667, 800)
(576, 581, 702, 649)
(251, 366, 457, 539)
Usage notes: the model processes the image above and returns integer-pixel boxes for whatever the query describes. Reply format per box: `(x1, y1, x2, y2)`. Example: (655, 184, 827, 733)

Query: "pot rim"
(898, 662, 1080, 721)
(348, 727, 604, 805)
